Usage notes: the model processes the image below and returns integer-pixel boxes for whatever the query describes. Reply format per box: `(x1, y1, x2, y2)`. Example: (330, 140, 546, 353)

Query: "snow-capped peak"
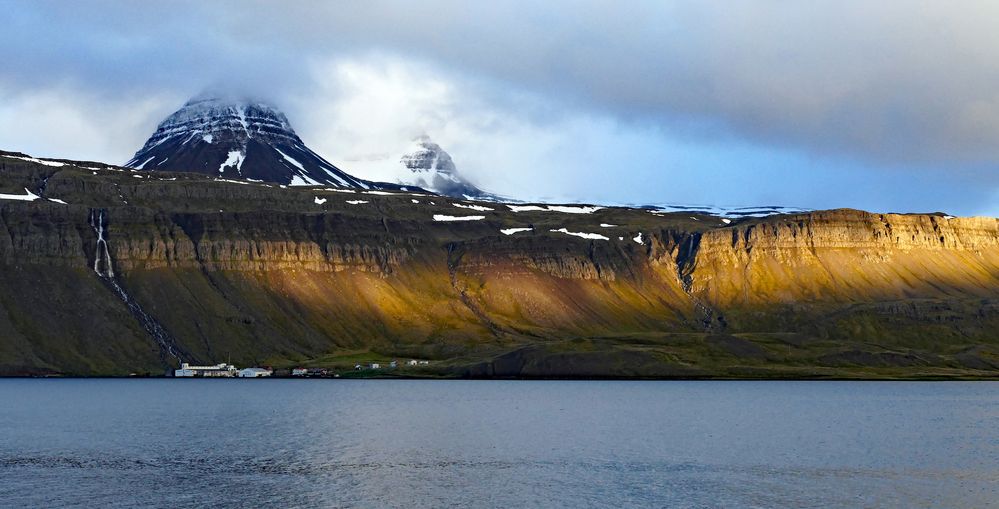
(131, 96, 299, 155)
(401, 135, 458, 176)
(395, 135, 492, 199)
(123, 94, 406, 191)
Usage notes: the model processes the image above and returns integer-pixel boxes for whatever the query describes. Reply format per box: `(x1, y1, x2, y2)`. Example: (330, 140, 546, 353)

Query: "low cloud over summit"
(2, 1, 999, 215)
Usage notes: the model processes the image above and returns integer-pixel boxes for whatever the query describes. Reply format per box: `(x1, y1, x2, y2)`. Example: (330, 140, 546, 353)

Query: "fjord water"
(1, 380, 996, 508)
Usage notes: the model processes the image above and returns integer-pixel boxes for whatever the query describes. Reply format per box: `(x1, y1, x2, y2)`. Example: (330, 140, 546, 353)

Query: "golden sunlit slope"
(694, 210, 999, 307)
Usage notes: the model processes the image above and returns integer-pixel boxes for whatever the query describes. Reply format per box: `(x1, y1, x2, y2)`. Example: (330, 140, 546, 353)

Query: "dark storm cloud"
(1, 1, 301, 101)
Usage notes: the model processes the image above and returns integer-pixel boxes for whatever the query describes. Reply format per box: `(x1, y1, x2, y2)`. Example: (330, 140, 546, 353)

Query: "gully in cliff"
(88, 208, 191, 367)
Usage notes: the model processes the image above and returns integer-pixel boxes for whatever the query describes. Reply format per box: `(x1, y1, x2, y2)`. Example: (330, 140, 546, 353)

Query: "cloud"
(291, 55, 998, 215)
(6, 1, 999, 164)
(0, 0, 997, 214)
(292, 55, 572, 195)
(181, 0, 999, 165)
(0, 86, 178, 163)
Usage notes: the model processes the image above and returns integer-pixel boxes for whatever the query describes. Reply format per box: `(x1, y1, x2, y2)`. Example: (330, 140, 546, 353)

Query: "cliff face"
(692, 210, 999, 306)
(1, 151, 998, 377)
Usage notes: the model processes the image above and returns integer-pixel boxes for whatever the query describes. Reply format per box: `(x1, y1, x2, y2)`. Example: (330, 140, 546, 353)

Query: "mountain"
(340, 135, 494, 199)
(125, 95, 399, 189)
(397, 135, 493, 199)
(2, 150, 999, 378)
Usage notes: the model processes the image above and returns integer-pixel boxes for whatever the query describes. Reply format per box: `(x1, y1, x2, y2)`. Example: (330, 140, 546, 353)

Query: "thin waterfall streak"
(87, 208, 184, 365)
(89, 209, 115, 278)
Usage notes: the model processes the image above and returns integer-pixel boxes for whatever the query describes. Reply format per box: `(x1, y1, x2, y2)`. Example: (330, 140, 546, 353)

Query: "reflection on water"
(0, 380, 996, 508)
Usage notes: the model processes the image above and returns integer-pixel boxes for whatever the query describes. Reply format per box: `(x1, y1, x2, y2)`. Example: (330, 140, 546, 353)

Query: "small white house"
(407, 359, 419, 366)
(291, 368, 308, 376)
(238, 367, 273, 378)
(369, 363, 381, 369)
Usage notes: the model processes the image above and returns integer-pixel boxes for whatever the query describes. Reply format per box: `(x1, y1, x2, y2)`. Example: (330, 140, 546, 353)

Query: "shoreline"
(3, 374, 998, 381)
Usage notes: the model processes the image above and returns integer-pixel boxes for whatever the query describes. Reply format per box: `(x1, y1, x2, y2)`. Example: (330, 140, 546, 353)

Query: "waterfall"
(88, 208, 189, 366)
(89, 209, 114, 278)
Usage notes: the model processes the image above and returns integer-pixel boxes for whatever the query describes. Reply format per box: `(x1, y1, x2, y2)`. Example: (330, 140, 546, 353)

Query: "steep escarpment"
(691, 210, 999, 307)
(2, 151, 998, 377)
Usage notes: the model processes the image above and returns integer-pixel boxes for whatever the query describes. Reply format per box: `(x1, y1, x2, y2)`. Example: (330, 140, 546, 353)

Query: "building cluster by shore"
(173, 363, 272, 378)
(172, 359, 432, 378)
(353, 359, 430, 371)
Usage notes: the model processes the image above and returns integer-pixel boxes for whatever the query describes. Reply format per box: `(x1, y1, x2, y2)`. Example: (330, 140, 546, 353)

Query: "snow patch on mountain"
(275, 147, 304, 171)
(219, 150, 245, 174)
(550, 228, 609, 240)
(289, 174, 322, 186)
(0, 188, 40, 201)
(501, 227, 533, 235)
(3, 155, 65, 167)
(454, 203, 494, 211)
(134, 156, 155, 169)
(434, 214, 485, 222)
(508, 204, 603, 214)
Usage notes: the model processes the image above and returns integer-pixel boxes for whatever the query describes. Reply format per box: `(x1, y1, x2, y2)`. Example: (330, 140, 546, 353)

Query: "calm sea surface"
(0, 379, 996, 508)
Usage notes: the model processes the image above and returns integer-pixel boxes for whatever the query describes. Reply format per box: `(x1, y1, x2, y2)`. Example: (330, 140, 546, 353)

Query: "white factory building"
(174, 363, 238, 377)
(238, 367, 273, 378)
(173, 363, 272, 378)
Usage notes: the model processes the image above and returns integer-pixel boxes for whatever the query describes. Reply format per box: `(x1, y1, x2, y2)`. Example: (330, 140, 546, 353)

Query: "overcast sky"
(1, 0, 998, 215)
